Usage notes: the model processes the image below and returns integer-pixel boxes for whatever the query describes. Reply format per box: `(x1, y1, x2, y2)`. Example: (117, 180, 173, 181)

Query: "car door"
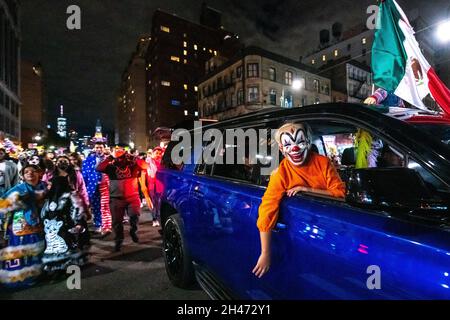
(186, 125, 284, 299)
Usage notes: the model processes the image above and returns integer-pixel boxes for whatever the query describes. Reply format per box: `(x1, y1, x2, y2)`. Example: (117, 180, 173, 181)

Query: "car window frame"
(194, 123, 270, 189)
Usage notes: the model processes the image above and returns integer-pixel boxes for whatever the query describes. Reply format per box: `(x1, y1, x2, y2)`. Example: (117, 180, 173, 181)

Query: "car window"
(210, 127, 273, 186)
(412, 123, 450, 147)
(407, 159, 449, 193)
(162, 140, 188, 171)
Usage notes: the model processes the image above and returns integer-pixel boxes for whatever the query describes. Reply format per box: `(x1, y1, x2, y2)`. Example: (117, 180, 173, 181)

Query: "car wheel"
(163, 214, 195, 288)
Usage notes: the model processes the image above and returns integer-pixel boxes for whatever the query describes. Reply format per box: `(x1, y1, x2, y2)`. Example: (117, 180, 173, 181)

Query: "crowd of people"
(0, 134, 166, 289)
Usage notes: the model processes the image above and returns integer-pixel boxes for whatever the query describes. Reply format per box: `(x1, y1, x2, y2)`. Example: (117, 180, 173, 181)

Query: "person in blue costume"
(0, 164, 47, 288)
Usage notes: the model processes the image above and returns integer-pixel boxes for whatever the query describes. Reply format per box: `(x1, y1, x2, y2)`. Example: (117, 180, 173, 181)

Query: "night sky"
(20, 0, 450, 136)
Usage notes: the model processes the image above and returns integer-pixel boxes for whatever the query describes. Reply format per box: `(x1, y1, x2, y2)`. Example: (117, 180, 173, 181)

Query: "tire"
(163, 214, 195, 288)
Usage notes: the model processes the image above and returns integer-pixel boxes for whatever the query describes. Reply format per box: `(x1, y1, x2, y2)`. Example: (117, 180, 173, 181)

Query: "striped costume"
(82, 154, 111, 232)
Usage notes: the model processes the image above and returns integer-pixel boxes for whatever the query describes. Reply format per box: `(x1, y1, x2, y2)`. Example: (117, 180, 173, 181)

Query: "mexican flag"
(372, 0, 450, 115)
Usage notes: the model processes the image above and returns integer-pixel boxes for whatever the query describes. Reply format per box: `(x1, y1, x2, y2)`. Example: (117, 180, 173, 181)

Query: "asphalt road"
(0, 210, 209, 300)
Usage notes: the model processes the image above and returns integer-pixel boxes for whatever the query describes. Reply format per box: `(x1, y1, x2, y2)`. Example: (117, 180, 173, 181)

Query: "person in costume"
(147, 147, 164, 227)
(252, 123, 346, 278)
(97, 144, 148, 252)
(0, 164, 47, 288)
(364, 88, 405, 108)
(40, 159, 90, 272)
(0, 148, 19, 197)
(0, 131, 17, 155)
(82, 142, 111, 235)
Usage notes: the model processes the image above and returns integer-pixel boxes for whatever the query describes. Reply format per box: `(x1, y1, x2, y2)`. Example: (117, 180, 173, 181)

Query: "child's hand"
(286, 186, 310, 197)
(364, 97, 376, 104)
(252, 252, 271, 278)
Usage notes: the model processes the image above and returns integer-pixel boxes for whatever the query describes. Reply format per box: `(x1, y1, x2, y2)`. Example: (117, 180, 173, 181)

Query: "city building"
(145, 7, 241, 145)
(319, 56, 373, 103)
(57, 105, 67, 138)
(198, 46, 332, 121)
(0, 0, 20, 141)
(303, 17, 440, 109)
(302, 15, 437, 71)
(117, 36, 150, 151)
(20, 60, 46, 145)
(302, 23, 374, 69)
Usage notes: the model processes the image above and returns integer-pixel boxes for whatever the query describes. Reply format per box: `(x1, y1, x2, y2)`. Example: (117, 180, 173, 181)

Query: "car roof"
(384, 107, 450, 124)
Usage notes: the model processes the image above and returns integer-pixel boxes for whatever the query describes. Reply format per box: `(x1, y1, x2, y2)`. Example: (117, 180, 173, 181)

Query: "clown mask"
(278, 124, 311, 166)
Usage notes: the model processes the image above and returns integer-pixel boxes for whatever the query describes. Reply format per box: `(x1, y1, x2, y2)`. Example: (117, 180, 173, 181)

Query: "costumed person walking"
(0, 164, 47, 288)
(147, 147, 163, 227)
(97, 144, 148, 252)
(0, 131, 17, 155)
(40, 156, 90, 272)
(82, 142, 111, 235)
(0, 148, 19, 197)
(253, 123, 346, 278)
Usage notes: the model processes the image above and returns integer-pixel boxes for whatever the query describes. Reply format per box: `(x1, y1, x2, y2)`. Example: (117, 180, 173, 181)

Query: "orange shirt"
(257, 152, 346, 232)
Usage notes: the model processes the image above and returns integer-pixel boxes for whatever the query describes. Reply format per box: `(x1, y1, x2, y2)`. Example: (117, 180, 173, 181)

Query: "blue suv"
(156, 103, 450, 299)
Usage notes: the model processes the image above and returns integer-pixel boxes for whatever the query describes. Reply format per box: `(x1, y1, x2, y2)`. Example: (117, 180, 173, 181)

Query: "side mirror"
(345, 167, 435, 210)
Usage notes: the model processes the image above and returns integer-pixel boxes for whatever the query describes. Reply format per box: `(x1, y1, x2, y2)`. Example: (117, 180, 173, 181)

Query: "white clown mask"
(277, 123, 311, 166)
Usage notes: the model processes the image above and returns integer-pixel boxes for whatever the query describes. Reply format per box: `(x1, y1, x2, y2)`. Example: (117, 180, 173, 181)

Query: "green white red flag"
(372, 0, 450, 115)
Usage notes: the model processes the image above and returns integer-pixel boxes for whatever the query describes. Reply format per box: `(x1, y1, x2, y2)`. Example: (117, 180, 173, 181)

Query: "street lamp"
(437, 20, 450, 42)
(292, 79, 302, 90)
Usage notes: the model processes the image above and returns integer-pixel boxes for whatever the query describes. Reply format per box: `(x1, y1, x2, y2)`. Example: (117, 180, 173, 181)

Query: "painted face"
(280, 128, 310, 166)
(28, 155, 40, 166)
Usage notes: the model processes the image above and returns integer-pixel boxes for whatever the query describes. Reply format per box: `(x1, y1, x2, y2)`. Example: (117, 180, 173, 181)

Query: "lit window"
(209, 49, 213, 53)
(194, 86, 198, 92)
(322, 55, 326, 62)
(214, 50, 217, 56)
(184, 59, 188, 64)
(285, 71, 293, 85)
(248, 86, 259, 103)
(183, 41, 187, 47)
(160, 26, 170, 33)
(334, 49, 339, 57)
(311, 59, 315, 65)
(194, 111, 199, 116)
(194, 44, 198, 50)
(184, 110, 188, 116)
(161, 81, 171, 87)
(203, 47, 206, 51)
(247, 63, 259, 78)
(184, 84, 188, 90)
(183, 50, 187, 56)
(362, 37, 367, 44)
(170, 56, 180, 62)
